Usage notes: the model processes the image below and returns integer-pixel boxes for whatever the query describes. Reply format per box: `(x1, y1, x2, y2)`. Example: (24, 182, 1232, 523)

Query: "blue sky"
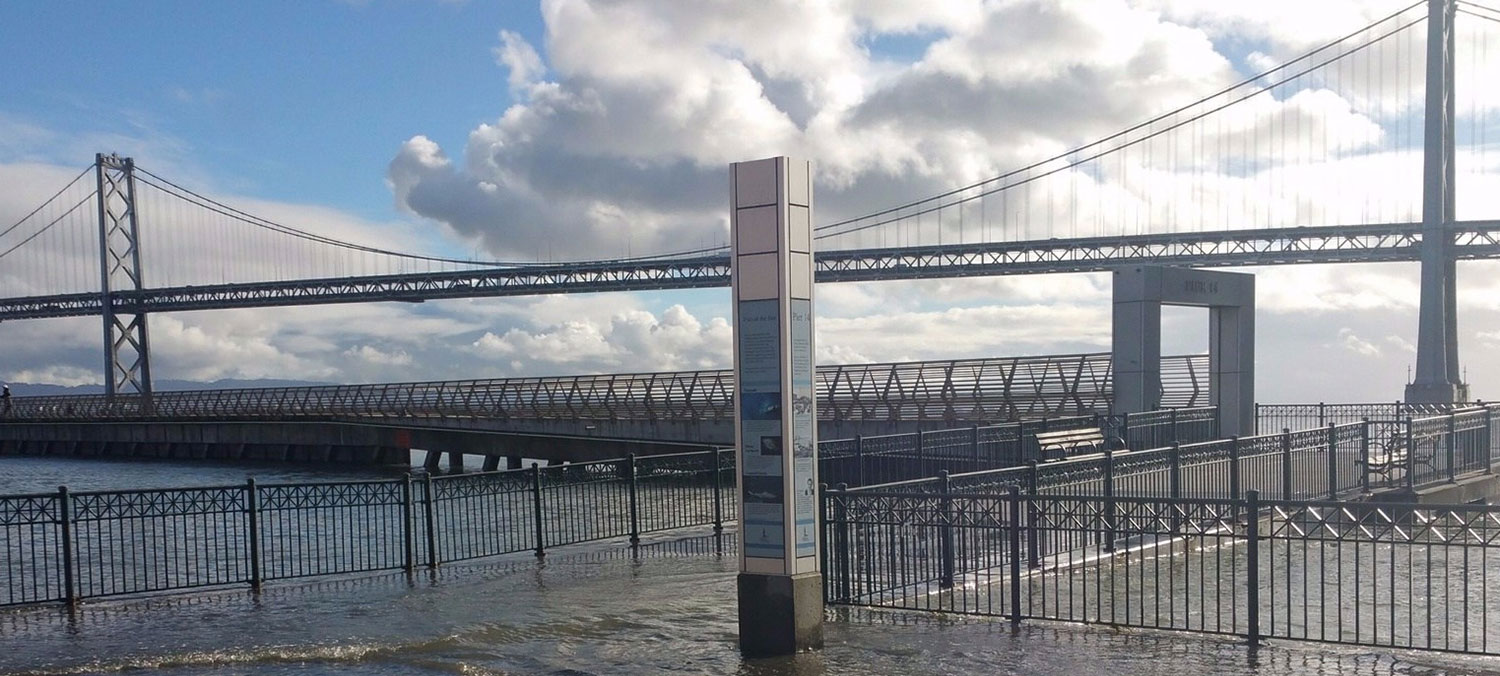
(1, 0, 542, 222)
(1, 0, 1497, 404)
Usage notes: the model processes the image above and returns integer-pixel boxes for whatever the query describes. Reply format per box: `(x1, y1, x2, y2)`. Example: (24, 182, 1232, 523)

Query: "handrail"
(4, 352, 1208, 424)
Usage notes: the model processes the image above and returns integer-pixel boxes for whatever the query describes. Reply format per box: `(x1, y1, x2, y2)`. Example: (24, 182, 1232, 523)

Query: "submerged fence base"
(823, 488, 1500, 656)
(1, 449, 738, 608)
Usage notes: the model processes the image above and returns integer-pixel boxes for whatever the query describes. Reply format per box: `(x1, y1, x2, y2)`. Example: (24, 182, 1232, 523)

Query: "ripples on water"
(0, 456, 415, 495)
(4, 458, 1500, 675)
(4, 535, 1499, 676)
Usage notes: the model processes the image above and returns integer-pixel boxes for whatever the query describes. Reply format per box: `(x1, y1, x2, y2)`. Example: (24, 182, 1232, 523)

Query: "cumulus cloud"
(8, 0, 1500, 409)
(471, 302, 731, 373)
(387, 0, 1283, 260)
(1337, 327, 1382, 357)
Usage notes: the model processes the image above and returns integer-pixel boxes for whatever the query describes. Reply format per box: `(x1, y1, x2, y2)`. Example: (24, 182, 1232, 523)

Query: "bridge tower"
(1407, 0, 1469, 404)
(95, 154, 154, 404)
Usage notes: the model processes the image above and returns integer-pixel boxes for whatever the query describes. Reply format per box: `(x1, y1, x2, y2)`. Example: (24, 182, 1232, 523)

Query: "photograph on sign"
(742, 475, 785, 504)
(740, 420, 783, 476)
(741, 392, 782, 421)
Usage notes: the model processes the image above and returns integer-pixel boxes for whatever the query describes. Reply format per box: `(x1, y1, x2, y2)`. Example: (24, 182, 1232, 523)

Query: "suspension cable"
(812, 1, 1427, 236)
(0, 191, 96, 261)
(815, 11, 1427, 241)
(0, 165, 93, 240)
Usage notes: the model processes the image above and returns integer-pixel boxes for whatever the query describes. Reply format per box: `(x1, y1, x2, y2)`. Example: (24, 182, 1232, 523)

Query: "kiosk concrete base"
(737, 572, 824, 657)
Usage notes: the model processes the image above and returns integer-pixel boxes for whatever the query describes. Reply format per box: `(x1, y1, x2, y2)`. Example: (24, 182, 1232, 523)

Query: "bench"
(1034, 428, 1105, 461)
(1360, 434, 1434, 481)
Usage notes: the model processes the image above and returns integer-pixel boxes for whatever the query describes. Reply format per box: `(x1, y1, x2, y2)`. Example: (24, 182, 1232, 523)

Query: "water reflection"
(2, 531, 1495, 675)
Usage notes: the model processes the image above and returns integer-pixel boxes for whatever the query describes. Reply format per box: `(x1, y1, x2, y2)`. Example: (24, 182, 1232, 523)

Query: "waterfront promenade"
(0, 532, 1492, 676)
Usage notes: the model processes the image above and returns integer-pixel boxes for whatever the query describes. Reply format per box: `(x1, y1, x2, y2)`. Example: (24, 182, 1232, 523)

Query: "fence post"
(971, 425, 981, 470)
(833, 483, 851, 602)
(1169, 442, 1183, 536)
(423, 472, 439, 567)
(712, 449, 724, 534)
(245, 478, 261, 591)
(1017, 420, 1030, 462)
(1245, 489, 1260, 645)
(1446, 414, 1457, 482)
(1102, 450, 1116, 552)
(1318, 401, 1326, 427)
(1360, 419, 1371, 492)
(939, 470, 954, 589)
(1008, 484, 1023, 626)
(57, 486, 75, 606)
(1026, 460, 1041, 568)
(627, 454, 641, 545)
(1170, 408, 1179, 444)
(854, 435, 865, 487)
(1228, 436, 1241, 503)
(1486, 410, 1495, 475)
(1169, 442, 1182, 499)
(1405, 417, 1416, 490)
(531, 463, 545, 558)
(916, 430, 926, 477)
(1281, 428, 1293, 500)
(402, 474, 415, 573)
(1326, 423, 1339, 499)
(1119, 412, 1130, 450)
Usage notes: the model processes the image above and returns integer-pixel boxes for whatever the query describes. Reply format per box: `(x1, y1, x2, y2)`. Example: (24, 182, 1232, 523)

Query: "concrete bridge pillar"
(1407, 0, 1469, 404)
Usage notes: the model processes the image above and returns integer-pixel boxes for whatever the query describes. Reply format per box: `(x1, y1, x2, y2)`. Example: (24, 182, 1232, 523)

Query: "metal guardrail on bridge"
(5, 353, 1207, 424)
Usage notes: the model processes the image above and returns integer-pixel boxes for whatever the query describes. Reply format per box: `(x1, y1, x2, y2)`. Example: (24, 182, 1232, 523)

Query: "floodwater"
(3, 534, 1498, 676)
(3, 457, 1500, 675)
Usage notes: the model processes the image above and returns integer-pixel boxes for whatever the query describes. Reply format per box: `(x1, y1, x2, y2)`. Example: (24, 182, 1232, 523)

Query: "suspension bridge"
(0, 0, 1497, 461)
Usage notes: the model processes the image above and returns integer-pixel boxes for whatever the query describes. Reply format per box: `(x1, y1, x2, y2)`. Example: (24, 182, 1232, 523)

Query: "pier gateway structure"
(1112, 267, 1254, 436)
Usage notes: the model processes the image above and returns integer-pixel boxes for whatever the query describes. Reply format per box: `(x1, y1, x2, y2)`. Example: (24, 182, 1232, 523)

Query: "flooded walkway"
(1, 532, 1494, 676)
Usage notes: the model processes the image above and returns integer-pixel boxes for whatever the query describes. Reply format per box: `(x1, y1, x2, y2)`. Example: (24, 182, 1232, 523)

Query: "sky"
(1, 0, 1499, 403)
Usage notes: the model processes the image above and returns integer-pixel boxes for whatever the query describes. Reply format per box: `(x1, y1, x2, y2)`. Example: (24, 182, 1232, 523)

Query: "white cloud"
(1337, 327, 1382, 357)
(494, 30, 545, 91)
(6, 0, 1500, 410)
(343, 345, 413, 366)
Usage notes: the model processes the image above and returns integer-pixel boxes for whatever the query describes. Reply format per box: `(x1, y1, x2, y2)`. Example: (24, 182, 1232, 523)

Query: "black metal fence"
(0, 449, 735, 607)
(818, 407, 1219, 487)
(1255, 401, 1467, 434)
(851, 405, 1500, 501)
(823, 489, 1500, 655)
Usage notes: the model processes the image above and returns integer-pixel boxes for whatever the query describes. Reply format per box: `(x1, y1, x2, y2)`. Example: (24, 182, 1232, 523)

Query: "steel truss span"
(2, 221, 1498, 321)
(6, 353, 1206, 425)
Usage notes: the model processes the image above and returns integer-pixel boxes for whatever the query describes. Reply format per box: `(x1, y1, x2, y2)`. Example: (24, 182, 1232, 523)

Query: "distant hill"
(5, 379, 335, 397)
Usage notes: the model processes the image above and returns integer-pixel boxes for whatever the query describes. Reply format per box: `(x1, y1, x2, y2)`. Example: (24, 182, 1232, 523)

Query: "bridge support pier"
(1113, 267, 1255, 437)
(1407, 0, 1469, 404)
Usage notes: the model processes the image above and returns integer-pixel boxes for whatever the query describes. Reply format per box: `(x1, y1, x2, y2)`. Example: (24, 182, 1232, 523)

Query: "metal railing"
(1255, 401, 1467, 434)
(3, 353, 1208, 424)
(818, 407, 1219, 487)
(0, 449, 735, 608)
(848, 405, 1500, 500)
(0, 405, 1211, 608)
(822, 489, 1500, 655)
